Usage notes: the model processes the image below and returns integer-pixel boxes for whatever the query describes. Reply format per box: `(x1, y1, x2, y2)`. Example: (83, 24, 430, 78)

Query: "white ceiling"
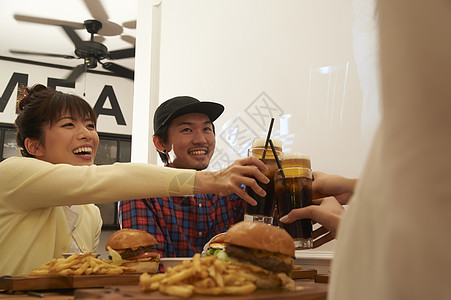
(0, 0, 137, 74)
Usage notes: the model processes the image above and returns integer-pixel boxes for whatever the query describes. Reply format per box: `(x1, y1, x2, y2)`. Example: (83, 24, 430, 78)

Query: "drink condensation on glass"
(244, 138, 283, 224)
(274, 167, 313, 249)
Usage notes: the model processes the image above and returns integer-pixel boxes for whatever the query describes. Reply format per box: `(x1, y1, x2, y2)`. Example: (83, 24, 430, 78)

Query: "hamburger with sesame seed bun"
(105, 229, 160, 273)
(207, 221, 296, 289)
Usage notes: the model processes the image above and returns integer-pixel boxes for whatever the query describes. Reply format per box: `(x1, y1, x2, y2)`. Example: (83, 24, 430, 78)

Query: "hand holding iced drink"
(274, 166, 313, 249)
(244, 138, 282, 224)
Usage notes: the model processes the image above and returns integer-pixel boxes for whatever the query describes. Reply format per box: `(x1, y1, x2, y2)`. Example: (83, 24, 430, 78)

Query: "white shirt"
(63, 205, 81, 253)
(329, 0, 451, 299)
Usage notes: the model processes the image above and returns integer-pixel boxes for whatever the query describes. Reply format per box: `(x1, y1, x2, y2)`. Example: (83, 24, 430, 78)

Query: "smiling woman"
(15, 84, 99, 165)
(0, 84, 270, 276)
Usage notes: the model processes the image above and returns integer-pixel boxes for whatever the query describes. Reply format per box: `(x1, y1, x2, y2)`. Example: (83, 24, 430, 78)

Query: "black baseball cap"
(153, 96, 225, 133)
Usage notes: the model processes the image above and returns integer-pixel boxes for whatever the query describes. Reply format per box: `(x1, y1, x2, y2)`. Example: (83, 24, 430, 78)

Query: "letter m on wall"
(0, 73, 28, 113)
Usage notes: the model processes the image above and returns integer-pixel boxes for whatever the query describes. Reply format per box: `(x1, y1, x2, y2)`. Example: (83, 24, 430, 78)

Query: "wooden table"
(0, 269, 328, 299)
(0, 291, 73, 299)
(0, 279, 327, 299)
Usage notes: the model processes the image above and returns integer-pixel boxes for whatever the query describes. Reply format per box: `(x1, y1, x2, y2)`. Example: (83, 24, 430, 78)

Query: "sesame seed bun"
(105, 228, 157, 251)
(223, 221, 295, 257)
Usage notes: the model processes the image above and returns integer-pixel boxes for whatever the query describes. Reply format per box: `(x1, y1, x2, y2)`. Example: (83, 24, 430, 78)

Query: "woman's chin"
(73, 156, 95, 166)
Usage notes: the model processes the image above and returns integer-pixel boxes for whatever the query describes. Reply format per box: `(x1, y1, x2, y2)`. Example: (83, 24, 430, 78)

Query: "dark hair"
(153, 120, 216, 165)
(154, 123, 171, 165)
(14, 84, 97, 157)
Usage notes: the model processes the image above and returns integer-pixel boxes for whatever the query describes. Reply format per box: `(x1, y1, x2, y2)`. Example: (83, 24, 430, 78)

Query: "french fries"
(29, 253, 129, 276)
(139, 253, 257, 298)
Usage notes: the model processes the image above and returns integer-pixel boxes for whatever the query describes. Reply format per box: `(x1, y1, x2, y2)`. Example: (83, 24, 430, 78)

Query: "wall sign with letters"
(0, 58, 134, 135)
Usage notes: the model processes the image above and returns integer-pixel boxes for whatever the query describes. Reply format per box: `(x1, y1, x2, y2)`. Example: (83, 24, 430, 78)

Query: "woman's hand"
(278, 171, 356, 247)
(312, 171, 357, 205)
(194, 156, 269, 205)
(279, 197, 344, 248)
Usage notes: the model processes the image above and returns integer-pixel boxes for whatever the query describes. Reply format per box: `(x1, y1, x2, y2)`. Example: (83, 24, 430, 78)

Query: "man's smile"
(189, 149, 208, 156)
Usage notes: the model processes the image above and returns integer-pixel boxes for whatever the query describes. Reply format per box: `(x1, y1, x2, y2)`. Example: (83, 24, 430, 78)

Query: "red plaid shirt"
(119, 193, 244, 258)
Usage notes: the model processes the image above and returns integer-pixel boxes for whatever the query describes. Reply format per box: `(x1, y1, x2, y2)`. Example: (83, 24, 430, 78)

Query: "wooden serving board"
(0, 269, 316, 292)
(314, 274, 330, 284)
(0, 274, 141, 291)
(291, 268, 317, 279)
(75, 280, 328, 300)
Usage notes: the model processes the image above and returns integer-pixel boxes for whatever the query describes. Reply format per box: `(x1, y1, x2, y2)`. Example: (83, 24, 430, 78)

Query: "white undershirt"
(63, 205, 81, 253)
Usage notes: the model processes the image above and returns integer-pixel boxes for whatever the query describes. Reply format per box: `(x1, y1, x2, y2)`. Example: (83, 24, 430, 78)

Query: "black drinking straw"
(269, 139, 285, 180)
(262, 118, 275, 159)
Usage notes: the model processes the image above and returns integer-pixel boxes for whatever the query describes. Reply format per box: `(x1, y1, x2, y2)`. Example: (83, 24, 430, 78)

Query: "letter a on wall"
(93, 85, 126, 126)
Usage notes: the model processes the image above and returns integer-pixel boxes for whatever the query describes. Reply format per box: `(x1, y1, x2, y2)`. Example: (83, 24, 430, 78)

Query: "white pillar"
(131, 0, 162, 164)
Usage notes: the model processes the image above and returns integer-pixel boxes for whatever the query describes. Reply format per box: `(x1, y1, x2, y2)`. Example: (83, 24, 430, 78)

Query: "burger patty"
(119, 245, 156, 259)
(225, 244, 292, 274)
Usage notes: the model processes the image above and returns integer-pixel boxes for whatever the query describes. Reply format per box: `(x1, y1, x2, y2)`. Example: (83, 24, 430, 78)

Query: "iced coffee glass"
(244, 138, 283, 224)
(274, 166, 313, 249)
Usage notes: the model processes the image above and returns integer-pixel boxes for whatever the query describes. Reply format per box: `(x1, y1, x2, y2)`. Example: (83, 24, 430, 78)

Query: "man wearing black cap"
(151, 96, 224, 171)
(119, 96, 247, 258)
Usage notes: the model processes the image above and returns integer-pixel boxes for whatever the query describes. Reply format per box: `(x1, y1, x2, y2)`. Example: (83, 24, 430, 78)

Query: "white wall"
(154, 0, 380, 178)
(129, 0, 380, 252)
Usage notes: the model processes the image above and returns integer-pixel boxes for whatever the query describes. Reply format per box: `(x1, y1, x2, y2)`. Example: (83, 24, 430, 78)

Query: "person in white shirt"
(280, 0, 451, 298)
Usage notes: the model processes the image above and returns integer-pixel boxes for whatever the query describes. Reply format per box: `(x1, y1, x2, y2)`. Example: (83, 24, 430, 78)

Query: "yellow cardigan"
(0, 157, 195, 275)
(0, 204, 101, 276)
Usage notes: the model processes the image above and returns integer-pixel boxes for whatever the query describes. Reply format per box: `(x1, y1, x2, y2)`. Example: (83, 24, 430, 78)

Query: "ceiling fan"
(10, 19, 135, 83)
(9, 0, 136, 83)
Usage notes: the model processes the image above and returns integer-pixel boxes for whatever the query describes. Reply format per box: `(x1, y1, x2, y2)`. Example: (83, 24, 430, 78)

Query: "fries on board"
(29, 253, 129, 276)
(139, 253, 258, 298)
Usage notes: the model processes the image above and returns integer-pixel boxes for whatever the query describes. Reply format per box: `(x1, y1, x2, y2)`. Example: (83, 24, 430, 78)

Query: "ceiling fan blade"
(61, 26, 85, 49)
(10, 49, 76, 59)
(121, 35, 136, 46)
(97, 20, 123, 36)
(14, 14, 84, 29)
(102, 62, 134, 80)
(122, 20, 137, 29)
(93, 36, 105, 43)
(108, 48, 135, 60)
(82, 0, 109, 22)
(64, 64, 86, 83)
(82, 0, 123, 36)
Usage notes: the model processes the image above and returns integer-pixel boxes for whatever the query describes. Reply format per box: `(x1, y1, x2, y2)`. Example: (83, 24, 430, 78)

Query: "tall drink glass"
(274, 167, 313, 249)
(272, 152, 311, 225)
(244, 138, 283, 224)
